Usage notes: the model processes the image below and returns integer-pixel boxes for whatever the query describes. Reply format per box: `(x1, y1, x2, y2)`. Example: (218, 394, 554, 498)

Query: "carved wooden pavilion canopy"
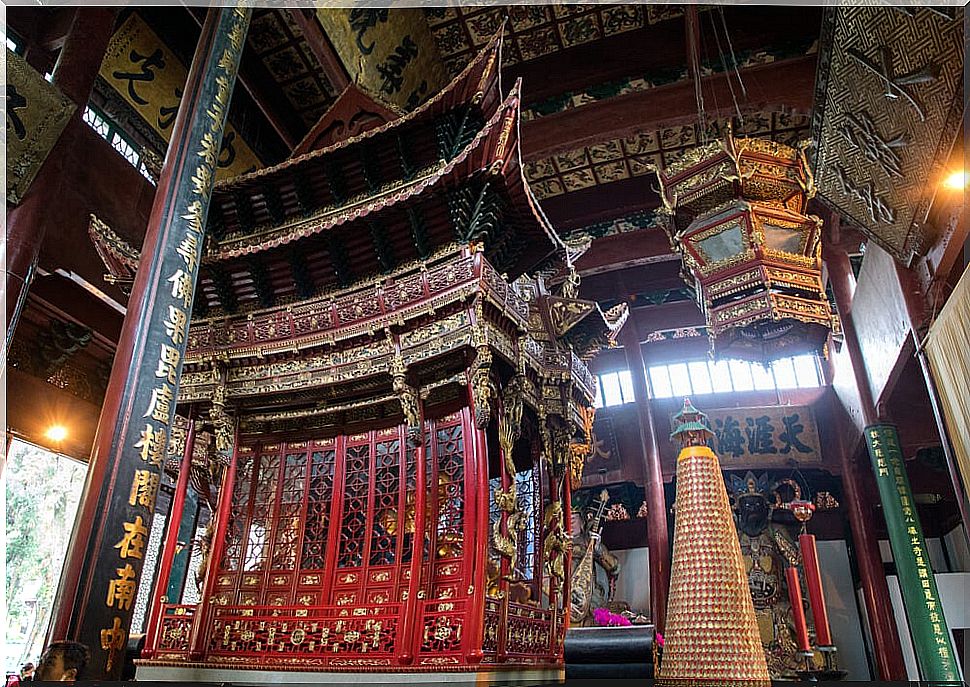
(91, 33, 626, 674)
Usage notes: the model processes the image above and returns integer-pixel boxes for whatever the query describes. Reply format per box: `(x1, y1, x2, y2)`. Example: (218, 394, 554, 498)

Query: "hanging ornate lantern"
(655, 135, 836, 363)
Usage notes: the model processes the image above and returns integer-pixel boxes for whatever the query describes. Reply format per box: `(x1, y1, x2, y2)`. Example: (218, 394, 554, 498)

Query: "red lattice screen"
(205, 410, 491, 666)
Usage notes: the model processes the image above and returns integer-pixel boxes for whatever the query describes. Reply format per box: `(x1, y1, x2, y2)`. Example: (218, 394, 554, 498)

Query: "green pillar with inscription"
(865, 424, 960, 682)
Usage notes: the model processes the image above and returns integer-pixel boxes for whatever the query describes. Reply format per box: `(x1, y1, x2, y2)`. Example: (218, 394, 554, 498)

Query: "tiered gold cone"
(660, 445, 770, 683)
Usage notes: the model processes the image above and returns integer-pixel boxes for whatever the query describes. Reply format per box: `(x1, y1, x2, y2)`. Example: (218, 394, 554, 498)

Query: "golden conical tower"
(660, 399, 770, 683)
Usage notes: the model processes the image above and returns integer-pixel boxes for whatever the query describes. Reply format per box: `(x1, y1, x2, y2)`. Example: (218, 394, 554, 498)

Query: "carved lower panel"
(209, 605, 399, 657)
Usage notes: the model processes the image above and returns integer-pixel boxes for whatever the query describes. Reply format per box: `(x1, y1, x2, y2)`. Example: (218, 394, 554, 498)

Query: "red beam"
(288, 9, 351, 92)
(521, 55, 817, 162)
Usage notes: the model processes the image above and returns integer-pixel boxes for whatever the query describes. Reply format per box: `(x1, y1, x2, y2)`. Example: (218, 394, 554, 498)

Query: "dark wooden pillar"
(46, 9, 251, 679)
(620, 324, 669, 634)
(4, 9, 116, 354)
(142, 418, 195, 659)
(825, 245, 907, 680)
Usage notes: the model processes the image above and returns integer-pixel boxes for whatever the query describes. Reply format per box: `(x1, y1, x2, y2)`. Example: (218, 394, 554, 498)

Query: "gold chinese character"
(114, 516, 148, 559)
(182, 200, 204, 235)
(167, 269, 193, 309)
(918, 568, 928, 579)
(164, 305, 187, 345)
(924, 589, 933, 600)
(129, 469, 160, 509)
(176, 234, 199, 271)
(155, 344, 181, 385)
(134, 423, 166, 467)
(921, 579, 931, 589)
(938, 647, 949, 658)
(144, 384, 173, 423)
(100, 617, 127, 673)
(930, 611, 940, 622)
(106, 563, 137, 610)
(907, 526, 918, 536)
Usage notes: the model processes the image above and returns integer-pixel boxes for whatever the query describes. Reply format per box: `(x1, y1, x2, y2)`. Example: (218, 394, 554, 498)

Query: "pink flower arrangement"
(592, 607, 632, 627)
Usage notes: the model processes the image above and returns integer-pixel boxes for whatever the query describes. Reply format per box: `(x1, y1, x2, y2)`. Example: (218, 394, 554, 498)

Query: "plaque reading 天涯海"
(6, 50, 76, 205)
(669, 405, 822, 467)
(812, 7, 964, 265)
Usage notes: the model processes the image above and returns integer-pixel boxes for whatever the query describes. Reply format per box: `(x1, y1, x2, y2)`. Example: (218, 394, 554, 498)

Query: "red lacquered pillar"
(464, 391, 489, 664)
(620, 324, 669, 633)
(142, 416, 196, 658)
(5, 9, 116, 357)
(188, 424, 241, 660)
(47, 10, 251, 678)
(825, 244, 907, 680)
(399, 401, 427, 664)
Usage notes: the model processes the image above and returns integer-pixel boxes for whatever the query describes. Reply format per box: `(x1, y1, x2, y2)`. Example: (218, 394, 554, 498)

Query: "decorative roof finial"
(670, 397, 714, 448)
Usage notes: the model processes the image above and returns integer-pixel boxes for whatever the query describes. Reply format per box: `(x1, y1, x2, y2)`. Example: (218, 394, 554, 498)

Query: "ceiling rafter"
(186, 7, 305, 150)
(287, 8, 351, 93)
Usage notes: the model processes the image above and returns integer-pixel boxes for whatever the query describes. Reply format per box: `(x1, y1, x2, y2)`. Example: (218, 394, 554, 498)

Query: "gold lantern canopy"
(656, 136, 836, 363)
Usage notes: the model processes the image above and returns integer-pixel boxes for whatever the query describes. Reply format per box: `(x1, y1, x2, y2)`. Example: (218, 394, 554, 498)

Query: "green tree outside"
(4, 439, 86, 673)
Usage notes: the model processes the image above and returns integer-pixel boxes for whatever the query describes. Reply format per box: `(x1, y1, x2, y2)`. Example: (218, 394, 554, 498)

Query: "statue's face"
(737, 494, 770, 537)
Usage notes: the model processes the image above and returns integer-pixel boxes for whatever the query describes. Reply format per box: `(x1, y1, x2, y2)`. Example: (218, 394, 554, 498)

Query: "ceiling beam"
(288, 8, 351, 92)
(539, 176, 660, 233)
(186, 8, 304, 150)
(521, 55, 817, 162)
(505, 6, 822, 108)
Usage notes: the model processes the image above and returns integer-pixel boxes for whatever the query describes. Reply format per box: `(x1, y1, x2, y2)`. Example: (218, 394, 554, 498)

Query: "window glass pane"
(649, 366, 673, 399)
(593, 380, 603, 409)
(708, 360, 733, 393)
(728, 360, 754, 391)
(617, 369, 635, 403)
(687, 361, 712, 395)
(792, 355, 821, 388)
(668, 363, 693, 397)
(772, 357, 798, 389)
(751, 362, 775, 391)
(601, 372, 623, 407)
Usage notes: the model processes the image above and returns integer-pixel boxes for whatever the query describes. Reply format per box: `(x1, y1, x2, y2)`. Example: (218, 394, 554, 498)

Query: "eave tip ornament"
(654, 132, 836, 364)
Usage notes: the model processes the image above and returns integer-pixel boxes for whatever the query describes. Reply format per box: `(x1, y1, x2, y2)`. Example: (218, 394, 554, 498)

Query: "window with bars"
(81, 104, 156, 183)
(647, 354, 823, 399)
(593, 369, 636, 408)
(5, 31, 24, 55)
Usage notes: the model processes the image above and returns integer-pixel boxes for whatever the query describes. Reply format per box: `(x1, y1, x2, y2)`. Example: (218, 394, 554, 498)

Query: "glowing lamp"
(943, 170, 967, 191)
(45, 425, 68, 442)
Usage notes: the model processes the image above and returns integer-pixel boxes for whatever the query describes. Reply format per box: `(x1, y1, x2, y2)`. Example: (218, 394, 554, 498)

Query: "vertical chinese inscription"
(86, 9, 251, 678)
(865, 424, 958, 681)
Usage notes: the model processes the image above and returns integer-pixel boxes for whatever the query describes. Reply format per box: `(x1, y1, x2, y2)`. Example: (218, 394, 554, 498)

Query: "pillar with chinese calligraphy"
(46, 8, 251, 680)
(660, 399, 769, 683)
(866, 424, 960, 682)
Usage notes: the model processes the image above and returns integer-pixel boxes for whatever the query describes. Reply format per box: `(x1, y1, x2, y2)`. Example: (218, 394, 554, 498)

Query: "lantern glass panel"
(763, 223, 804, 254)
(695, 222, 745, 262)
